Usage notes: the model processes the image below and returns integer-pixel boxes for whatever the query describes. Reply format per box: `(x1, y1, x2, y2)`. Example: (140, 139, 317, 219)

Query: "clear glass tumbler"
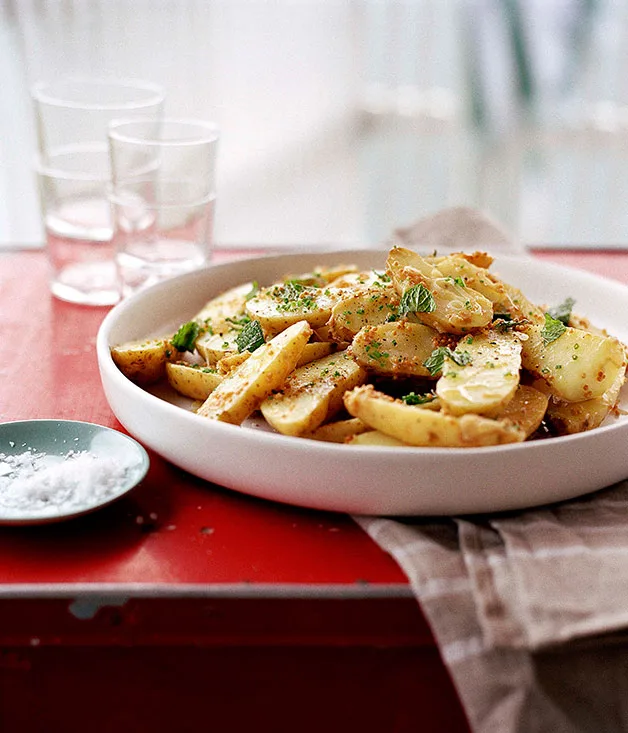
(108, 118, 219, 298)
(32, 77, 165, 305)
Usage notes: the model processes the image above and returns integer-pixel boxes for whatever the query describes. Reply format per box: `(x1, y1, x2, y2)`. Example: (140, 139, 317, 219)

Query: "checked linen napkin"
(357, 481, 628, 733)
(356, 207, 628, 733)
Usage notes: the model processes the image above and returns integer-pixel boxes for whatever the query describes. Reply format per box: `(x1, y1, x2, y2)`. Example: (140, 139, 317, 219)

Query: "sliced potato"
(217, 340, 340, 376)
(260, 352, 367, 436)
(245, 282, 346, 336)
(197, 320, 312, 424)
(193, 282, 255, 334)
(430, 255, 518, 315)
(216, 350, 251, 374)
(522, 326, 626, 402)
(387, 247, 493, 333)
(497, 384, 549, 438)
(110, 338, 171, 385)
(436, 330, 522, 417)
(166, 362, 222, 400)
(328, 285, 399, 342)
(285, 264, 359, 287)
(327, 270, 390, 289)
(347, 430, 409, 446)
(343, 384, 525, 447)
(306, 417, 370, 443)
(196, 329, 240, 364)
(350, 321, 437, 377)
(534, 367, 625, 435)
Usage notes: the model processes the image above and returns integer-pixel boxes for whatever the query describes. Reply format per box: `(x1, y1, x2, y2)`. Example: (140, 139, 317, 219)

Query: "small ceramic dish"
(0, 419, 149, 524)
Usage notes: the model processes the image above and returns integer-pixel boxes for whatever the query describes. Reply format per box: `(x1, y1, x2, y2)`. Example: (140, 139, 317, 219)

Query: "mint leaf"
(398, 284, 436, 317)
(541, 312, 566, 346)
(424, 346, 472, 377)
(236, 320, 265, 353)
(547, 297, 575, 326)
(171, 321, 200, 352)
(245, 281, 260, 301)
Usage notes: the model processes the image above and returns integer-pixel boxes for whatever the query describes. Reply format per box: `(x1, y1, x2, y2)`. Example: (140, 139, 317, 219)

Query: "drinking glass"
(108, 118, 219, 298)
(32, 77, 165, 305)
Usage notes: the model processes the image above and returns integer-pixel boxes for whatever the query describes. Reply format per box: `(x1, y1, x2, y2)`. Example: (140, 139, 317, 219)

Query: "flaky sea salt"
(0, 448, 132, 517)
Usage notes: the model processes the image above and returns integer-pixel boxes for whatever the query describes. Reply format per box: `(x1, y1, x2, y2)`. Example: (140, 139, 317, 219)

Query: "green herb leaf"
(424, 346, 472, 377)
(236, 320, 265, 353)
(245, 281, 260, 301)
(547, 297, 575, 326)
(541, 312, 567, 346)
(401, 391, 435, 405)
(225, 314, 252, 328)
(493, 316, 527, 332)
(171, 321, 200, 352)
(398, 284, 436, 317)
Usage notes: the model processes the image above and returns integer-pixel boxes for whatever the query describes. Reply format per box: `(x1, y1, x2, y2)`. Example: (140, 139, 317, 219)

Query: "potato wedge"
(110, 338, 171, 385)
(436, 330, 522, 417)
(197, 320, 312, 424)
(193, 282, 256, 334)
(260, 352, 367, 436)
(350, 321, 437, 377)
(347, 430, 409, 447)
(166, 362, 222, 401)
(328, 285, 399, 342)
(522, 325, 626, 402)
(305, 417, 370, 443)
(387, 246, 493, 333)
(245, 281, 346, 336)
(217, 341, 340, 376)
(327, 270, 390, 289)
(344, 384, 525, 447)
(196, 329, 240, 364)
(534, 367, 625, 435)
(430, 255, 518, 315)
(285, 264, 359, 287)
(497, 384, 549, 438)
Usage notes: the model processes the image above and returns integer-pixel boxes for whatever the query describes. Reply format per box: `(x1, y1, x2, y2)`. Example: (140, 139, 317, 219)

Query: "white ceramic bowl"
(97, 249, 628, 516)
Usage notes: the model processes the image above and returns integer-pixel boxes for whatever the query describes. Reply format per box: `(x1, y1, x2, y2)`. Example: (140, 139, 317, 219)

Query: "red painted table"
(1, 247, 626, 733)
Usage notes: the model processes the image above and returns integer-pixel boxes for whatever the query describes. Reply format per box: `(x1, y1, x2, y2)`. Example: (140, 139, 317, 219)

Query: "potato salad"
(110, 247, 627, 447)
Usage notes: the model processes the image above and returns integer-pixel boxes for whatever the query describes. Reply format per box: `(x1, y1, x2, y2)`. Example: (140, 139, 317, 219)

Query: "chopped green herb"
(225, 314, 252, 328)
(171, 321, 200, 352)
(541, 312, 566, 346)
(398, 284, 436, 316)
(424, 346, 472, 377)
(364, 341, 389, 363)
(548, 296, 575, 326)
(401, 391, 436, 405)
(236, 320, 265, 353)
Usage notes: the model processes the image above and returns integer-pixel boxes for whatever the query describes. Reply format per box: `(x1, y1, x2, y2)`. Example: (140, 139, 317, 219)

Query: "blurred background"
(2, 0, 628, 250)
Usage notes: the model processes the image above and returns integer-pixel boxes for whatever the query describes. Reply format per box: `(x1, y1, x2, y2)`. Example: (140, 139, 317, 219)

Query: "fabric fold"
(354, 479, 628, 733)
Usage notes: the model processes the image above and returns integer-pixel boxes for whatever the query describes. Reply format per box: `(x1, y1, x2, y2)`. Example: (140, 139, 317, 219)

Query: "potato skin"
(522, 326, 626, 402)
(111, 338, 171, 385)
(344, 384, 525, 447)
(350, 321, 437, 377)
(196, 320, 312, 425)
(166, 362, 222, 401)
(260, 352, 367, 436)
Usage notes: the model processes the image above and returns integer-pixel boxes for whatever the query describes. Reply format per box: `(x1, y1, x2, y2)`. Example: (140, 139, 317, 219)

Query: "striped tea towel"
(357, 479, 628, 733)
